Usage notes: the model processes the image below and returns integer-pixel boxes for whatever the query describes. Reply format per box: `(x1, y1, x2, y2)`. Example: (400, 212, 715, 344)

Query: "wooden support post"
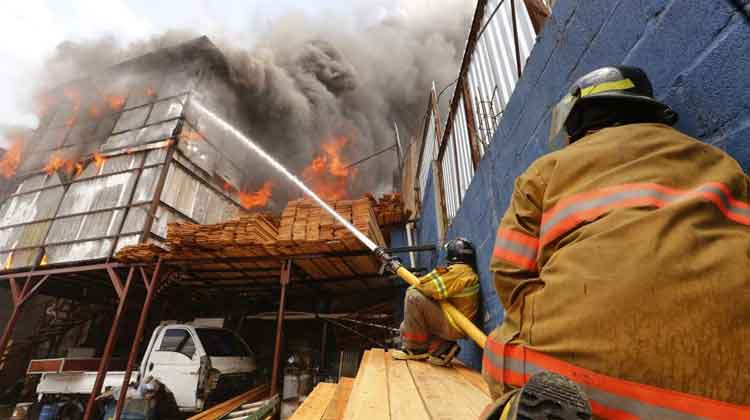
(320, 321, 329, 374)
(270, 260, 291, 398)
(83, 267, 135, 420)
(113, 261, 163, 420)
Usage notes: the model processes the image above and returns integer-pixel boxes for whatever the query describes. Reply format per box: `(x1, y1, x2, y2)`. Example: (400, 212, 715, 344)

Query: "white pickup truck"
(26, 324, 257, 414)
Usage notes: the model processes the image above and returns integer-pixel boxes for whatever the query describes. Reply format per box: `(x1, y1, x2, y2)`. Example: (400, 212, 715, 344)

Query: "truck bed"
(28, 358, 128, 395)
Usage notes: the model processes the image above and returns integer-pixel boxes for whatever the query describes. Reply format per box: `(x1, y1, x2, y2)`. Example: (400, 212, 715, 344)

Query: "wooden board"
(406, 360, 491, 419)
(453, 361, 491, 396)
(289, 382, 337, 420)
(385, 356, 430, 420)
(321, 377, 354, 420)
(342, 349, 390, 420)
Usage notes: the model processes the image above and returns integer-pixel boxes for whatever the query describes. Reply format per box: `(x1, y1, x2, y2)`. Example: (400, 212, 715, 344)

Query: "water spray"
(189, 100, 487, 348)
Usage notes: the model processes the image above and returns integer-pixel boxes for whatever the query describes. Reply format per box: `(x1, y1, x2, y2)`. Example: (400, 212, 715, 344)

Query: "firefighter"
(390, 237, 480, 366)
(481, 66, 750, 419)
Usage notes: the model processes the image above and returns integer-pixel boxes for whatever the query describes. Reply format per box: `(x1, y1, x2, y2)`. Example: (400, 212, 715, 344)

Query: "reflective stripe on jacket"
(414, 263, 479, 332)
(486, 123, 750, 407)
(483, 338, 750, 420)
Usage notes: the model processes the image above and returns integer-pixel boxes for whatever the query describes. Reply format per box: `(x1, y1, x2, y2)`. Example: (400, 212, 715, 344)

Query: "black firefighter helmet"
(549, 66, 678, 147)
(445, 237, 476, 266)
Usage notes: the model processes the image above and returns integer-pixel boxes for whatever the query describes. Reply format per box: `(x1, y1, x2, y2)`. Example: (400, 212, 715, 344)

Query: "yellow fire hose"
(395, 266, 487, 349)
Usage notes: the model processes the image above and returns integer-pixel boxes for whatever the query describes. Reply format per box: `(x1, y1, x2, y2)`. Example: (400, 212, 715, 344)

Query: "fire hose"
(190, 100, 488, 349)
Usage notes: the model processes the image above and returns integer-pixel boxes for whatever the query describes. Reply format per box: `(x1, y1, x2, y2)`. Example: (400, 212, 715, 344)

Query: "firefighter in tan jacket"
(392, 238, 480, 366)
(481, 66, 750, 420)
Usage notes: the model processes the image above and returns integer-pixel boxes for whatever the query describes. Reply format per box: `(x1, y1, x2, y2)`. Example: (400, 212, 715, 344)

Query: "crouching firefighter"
(386, 238, 480, 366)
(481, 66, 750, 419)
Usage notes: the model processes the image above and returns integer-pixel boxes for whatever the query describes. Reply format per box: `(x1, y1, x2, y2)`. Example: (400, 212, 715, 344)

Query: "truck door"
(145, 327, 202, 410)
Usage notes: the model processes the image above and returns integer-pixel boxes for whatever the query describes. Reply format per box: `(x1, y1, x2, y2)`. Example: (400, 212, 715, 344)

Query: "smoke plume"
(33, 2, 473, 198)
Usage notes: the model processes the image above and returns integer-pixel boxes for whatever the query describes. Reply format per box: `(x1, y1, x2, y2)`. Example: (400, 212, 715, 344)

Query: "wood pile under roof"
(114, 194, 407, 290)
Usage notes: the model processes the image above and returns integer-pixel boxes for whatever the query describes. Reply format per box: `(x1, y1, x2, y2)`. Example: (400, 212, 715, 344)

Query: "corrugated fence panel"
(419, 111, 438, 202)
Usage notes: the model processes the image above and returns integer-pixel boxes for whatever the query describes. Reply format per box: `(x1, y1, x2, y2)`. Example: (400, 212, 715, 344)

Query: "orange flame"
(0, 137, 24, 179)
(106, 94, 126, 111)
(40, 253, 48, 266)
(302, 136, 355, 201)
(93, 152, 107, 169)
(44, 153, 83, 177)
(43, 154, 65, 175)
(3, 253, 13, 270)
(238, 182, 273, 209)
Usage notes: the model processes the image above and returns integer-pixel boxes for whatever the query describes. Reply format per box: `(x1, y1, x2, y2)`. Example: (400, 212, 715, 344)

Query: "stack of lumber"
(115, 243, 167, 262)
(289, 349, 490, 420)
(373, 193, 408, 226)
(167, 213, 279, 249)
(186, 384, 270, 420)
(279, 198, 385, 247)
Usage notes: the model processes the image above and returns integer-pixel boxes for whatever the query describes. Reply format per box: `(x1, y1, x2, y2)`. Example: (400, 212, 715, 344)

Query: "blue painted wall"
(415, 0, 750, 369)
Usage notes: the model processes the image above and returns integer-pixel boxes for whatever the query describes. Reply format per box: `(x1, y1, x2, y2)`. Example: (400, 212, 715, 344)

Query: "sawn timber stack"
(114, 196, 396, 288)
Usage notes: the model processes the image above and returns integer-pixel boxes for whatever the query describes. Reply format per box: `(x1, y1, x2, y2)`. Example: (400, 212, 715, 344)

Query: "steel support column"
(270, 260, 291, 398)
(113, 260, 163, 420)
(83, 267, 135, 420)
(320, 321, 328, 374)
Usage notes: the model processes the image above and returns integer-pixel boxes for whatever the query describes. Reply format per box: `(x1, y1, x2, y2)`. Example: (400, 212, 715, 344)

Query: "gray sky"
(0, 0, 470, 130)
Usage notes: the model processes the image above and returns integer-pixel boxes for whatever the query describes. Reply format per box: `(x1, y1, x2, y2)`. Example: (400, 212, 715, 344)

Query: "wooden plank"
(322, 377, 354, 420)
(407, 360, 491, 420)
(453, 362, 491, 396)
(342, 349, 390, 420)
(386, 355, 430, 420)
(289, 382, 337, 420)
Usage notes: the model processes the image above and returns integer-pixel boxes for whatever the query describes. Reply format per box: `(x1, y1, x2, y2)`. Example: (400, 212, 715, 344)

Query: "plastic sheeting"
(133, 166, 161, 203)
(103, 120, 178, 151)
(160, 164, 238, 225)
(57, 172, 137, 216)
(121, 205, 148, 234)
(114, 234, 141, 253)
(0, 186, 64, 227)
(46, 238, 114, 264)
(113, 106, 150, 134)
(46, 210, 124, 244)
(151, 205, 189, 239)
(147, 97, 185, 125)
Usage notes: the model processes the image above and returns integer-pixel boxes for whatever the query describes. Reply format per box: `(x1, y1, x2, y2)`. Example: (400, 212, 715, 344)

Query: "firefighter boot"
(427, 341, 460, 367)
(481, 371, 592, 420)
(391, 348, 429, 361)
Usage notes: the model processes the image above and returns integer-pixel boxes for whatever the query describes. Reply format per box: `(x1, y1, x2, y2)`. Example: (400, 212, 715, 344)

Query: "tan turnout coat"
(484, 123, 750, 405)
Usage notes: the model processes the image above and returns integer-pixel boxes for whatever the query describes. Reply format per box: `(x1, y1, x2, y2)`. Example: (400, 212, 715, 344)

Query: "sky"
(0, 0, 466, 132)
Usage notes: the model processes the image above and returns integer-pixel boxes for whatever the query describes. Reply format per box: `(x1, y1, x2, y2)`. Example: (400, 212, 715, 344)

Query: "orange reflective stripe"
(402, 331, 428, 343)
(540, 182, 750, 246)
(492, 229, 539, 271)
(483, 338, 750, 419)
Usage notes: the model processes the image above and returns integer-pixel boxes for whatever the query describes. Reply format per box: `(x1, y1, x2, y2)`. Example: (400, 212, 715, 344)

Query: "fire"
(238, 182, 273, 209)
(40, 254, 48, 266)
(3, 253, 12, 270)
(0, 137, 24, 179)
(43, 153, 83, 177)
(302, 136, 355, 201)
(93, 152, 107, 169)
(106, 94, 126, 111)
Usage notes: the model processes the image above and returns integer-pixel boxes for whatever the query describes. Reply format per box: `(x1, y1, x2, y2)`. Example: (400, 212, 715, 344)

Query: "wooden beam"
(289, 382, 337, 420)
(386, 356, 430, 419)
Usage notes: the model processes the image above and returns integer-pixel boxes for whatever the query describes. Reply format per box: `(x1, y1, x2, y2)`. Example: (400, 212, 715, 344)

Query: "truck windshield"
(196, 329, 251, 357)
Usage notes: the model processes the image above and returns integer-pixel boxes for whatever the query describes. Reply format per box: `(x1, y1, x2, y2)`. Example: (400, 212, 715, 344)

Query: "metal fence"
(413, 0, 542, 227)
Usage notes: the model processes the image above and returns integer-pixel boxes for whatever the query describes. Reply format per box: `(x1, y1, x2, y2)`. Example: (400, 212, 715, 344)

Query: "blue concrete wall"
(415, 0, 750, 369)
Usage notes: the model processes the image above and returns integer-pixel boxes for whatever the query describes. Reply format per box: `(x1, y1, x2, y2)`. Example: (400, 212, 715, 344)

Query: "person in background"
(391, 237, 480, 367)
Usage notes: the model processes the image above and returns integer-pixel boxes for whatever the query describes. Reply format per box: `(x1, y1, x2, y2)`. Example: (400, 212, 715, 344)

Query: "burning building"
(0, 36, 297, 272)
